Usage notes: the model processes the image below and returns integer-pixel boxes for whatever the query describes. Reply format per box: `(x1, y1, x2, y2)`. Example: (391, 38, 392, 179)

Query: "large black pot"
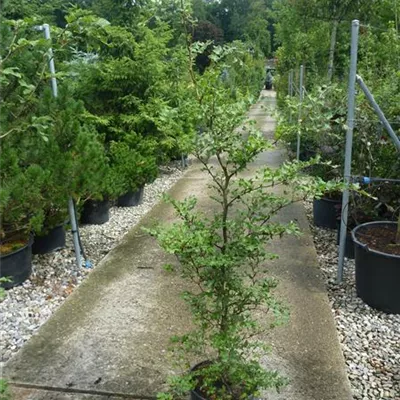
(336, 222, 355, 259)
(1, 237, 33, 288)
(313, 196, 341, 229)
(32, 224, 66, 254)
(352, 222, 400, 314)
(117, 186, 144, 207)
(81, 199, 110, 225)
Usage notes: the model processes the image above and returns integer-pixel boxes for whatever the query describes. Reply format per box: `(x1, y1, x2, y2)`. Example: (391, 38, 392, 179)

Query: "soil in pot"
(32, 224, 66, 254)
(81, 198, 110, 225)
(355, 223, 400, 256)
(0, 236, 33, 288)
(313, 193, 342, 229)
(352, 222, 400, 314)
(117, 186, 144, 207)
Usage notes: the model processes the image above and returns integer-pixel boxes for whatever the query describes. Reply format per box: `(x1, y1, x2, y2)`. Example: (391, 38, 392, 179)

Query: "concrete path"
(5, 92, 353, 400)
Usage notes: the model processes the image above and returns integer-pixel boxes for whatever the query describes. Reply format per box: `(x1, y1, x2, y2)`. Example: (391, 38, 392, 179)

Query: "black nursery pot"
(81, 198, 110, 225)
(117, 186, 144, 207)
(1, 237, 33, 288)
(336, 222, 355, 259)
(313, 196, 342, 229)
(352, 222, 400, 314)
(32, 224, 66, 255)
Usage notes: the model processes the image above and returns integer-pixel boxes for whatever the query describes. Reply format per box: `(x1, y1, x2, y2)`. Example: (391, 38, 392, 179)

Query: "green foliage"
(149, 42, 340, 399)
(274, 2, 400, 225)
(0, 19, 54, 240)
(0, 18, 53, 142)
(0, 278, 12, 302)
(277, 84, 347, 177)
(65, 9, 194, 192)
(0, 379, 11, 400)
(32, 87, 108, 231)
(108, 138, 157, 195)
(204, 0, 274, 57)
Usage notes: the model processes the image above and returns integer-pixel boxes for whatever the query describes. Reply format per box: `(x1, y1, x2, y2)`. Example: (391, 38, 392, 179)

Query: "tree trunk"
(327, 19, 338, 82)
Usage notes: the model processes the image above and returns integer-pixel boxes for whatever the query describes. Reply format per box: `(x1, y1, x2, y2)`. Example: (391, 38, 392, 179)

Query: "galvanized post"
(39, 24, 82, 269)
(42, 24, 58, 98)
(289, 70, 294, 97)
(288, 70, 294, 123)
(296, 65, 304, 160)
(337, 20, 360, 283)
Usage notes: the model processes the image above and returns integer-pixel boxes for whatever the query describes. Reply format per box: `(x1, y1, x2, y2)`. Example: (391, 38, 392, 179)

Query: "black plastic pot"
(352, 222, 400, 314)
(265, 81, 272, 90)
(117, 186, 144, 207)
(299, 149, 317, 162)
(32, 224, 66, 254)
(313, 196, 341, 229)
(1, 237, 33, 288)
(81, 199, 110, 225)
(336, 223, 355, 259)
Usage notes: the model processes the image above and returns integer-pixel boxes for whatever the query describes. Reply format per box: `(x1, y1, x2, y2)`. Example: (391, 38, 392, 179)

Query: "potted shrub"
(0, 18, 52, 283)
(0, 157, 47, 287)
(109, 137, 158, 207)
(149, 42, 337, 399)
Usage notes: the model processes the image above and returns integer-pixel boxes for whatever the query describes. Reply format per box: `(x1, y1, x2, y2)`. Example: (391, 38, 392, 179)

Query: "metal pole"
(39, 23, 82, 268)
(42, 24, 58, 98)
(68, 199, 82, 268)
(296, 65, 304, 160)
(288, 70, 293, 123)
(356, 75, 400, 152)
(290, 70, 294, 96)
(337, 20, 360, 283)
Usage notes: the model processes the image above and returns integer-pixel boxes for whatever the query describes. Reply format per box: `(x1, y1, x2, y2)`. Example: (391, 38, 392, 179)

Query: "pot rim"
(0, 235, 33, 259)
(351, 221, 400, 260)
(314, 196, 342, 203)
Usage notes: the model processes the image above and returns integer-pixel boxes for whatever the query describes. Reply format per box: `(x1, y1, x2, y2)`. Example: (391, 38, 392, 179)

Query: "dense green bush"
(36, 87, 109, 230)
(65, 10, 192, 195)
(0, 19, 53, 244)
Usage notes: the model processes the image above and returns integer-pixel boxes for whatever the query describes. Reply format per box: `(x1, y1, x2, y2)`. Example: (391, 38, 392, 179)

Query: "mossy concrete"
(5, 92, 352, 400)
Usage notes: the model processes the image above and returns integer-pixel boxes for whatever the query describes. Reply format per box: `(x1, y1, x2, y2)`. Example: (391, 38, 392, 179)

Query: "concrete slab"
(4, 91, 352, 400)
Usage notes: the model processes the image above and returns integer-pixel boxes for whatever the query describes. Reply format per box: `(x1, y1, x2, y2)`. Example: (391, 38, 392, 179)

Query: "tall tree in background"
(201, 0, 273, 57)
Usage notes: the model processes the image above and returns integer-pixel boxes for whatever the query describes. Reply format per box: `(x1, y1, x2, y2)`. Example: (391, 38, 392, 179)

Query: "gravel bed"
(0, 164, 184, 366)
(305, 202, 400, 400)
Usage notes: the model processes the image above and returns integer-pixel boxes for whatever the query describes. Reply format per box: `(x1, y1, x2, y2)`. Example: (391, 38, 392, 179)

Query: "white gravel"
(305, 202, 400, 400)
(0, 164, 184, 366)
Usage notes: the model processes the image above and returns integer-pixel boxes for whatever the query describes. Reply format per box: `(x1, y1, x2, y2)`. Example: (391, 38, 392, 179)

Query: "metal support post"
(288, 70, 294, 123)
(68, 199, 82, 268)
(37, 23, 82, 268)
(356, 75, 400, 152)
(296, 65, 304, 160)
(290, 70, 294, 97)
(42, 24, 58, 98)
(337, 20, 360, 283)
(288, 70, 293, 96)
